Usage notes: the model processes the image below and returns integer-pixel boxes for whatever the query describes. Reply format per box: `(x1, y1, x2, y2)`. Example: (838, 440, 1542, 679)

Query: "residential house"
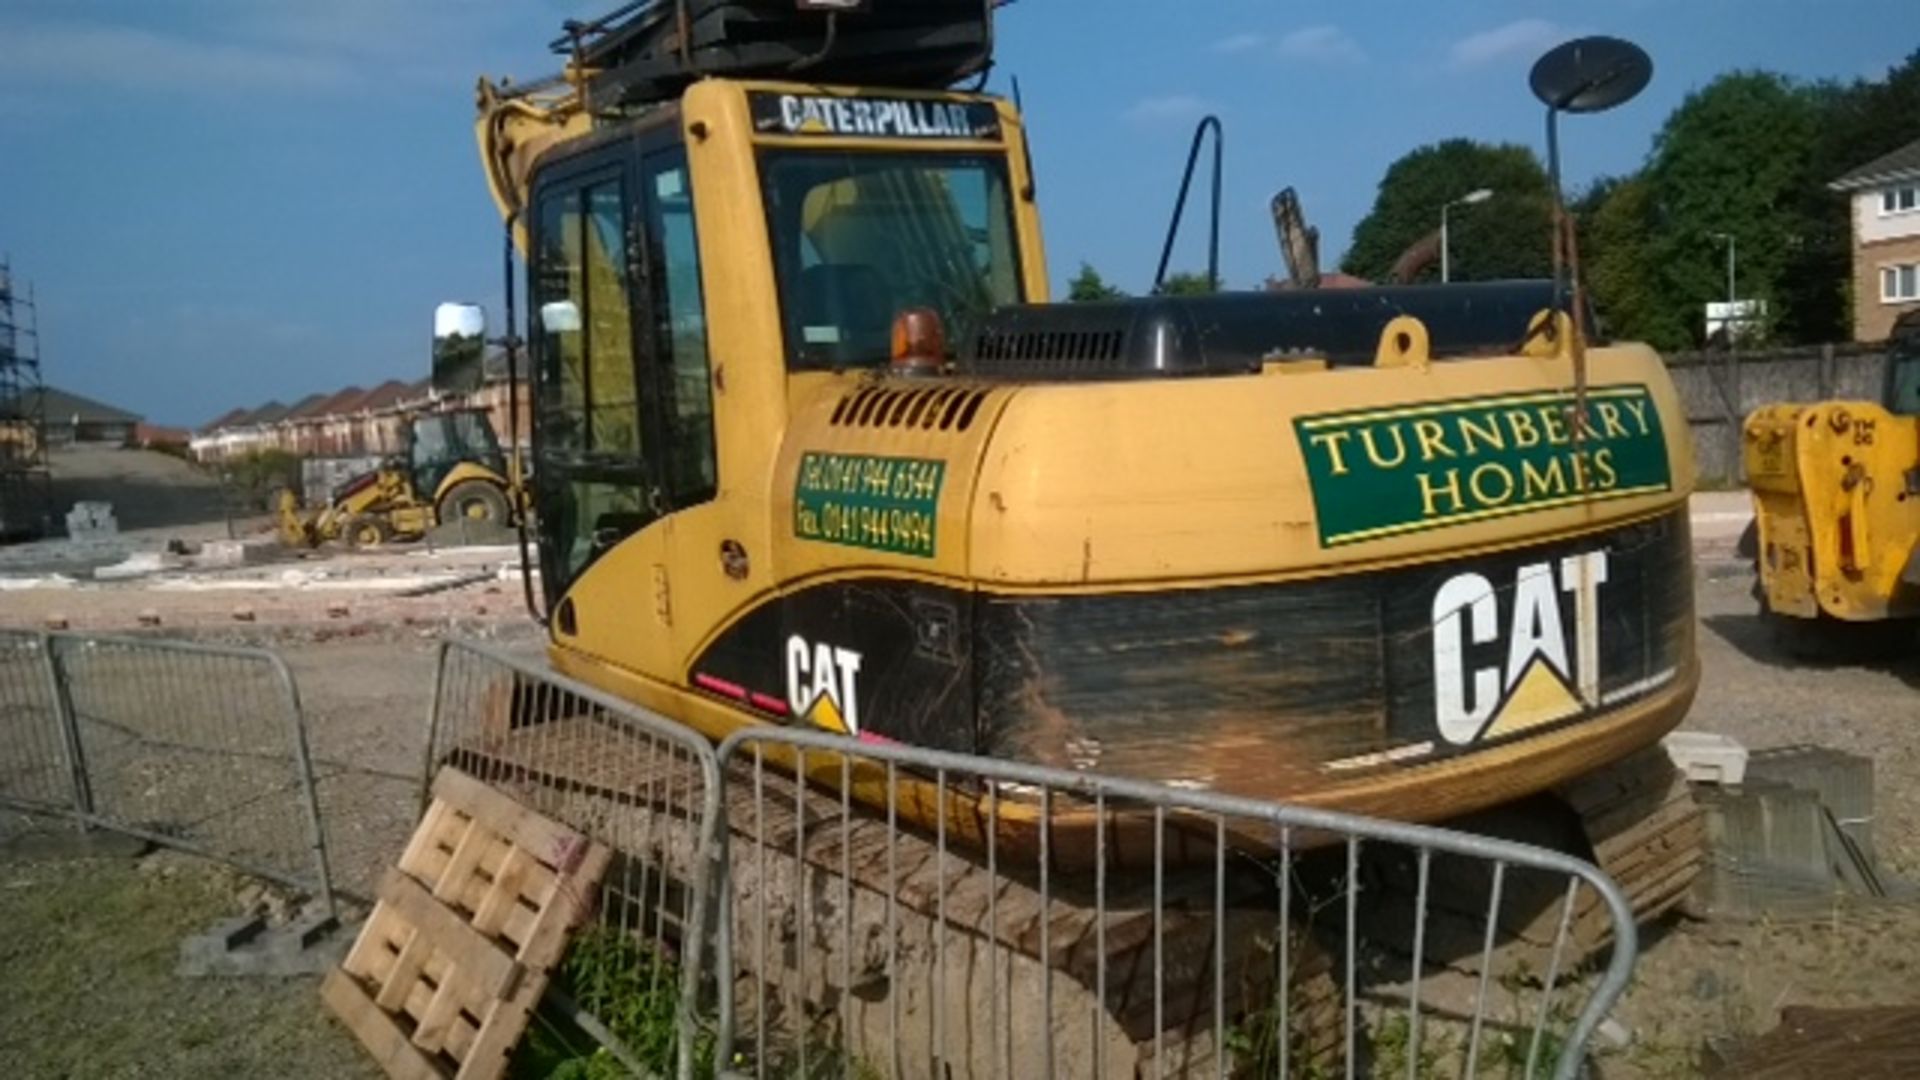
(28, 386, 143, 446)
(191, 347, 529, 465)
(1832, 137, 1920, 342)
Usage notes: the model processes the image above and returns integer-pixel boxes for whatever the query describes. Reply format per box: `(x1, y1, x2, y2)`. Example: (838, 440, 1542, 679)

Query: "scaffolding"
(1, 257, 53, 540)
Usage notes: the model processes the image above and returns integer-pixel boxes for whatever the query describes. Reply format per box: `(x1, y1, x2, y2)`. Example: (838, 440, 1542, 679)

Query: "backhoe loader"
(278, 407, 521, 548)
(1744, 310, 1920, 654)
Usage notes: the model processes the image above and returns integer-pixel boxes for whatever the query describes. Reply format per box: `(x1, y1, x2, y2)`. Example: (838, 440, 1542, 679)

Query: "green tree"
(1818, 49, 1920, 184)
(1570, 56, 1920, 349)
(1067, 262, 1127, 301)
(1643, 72, 1830, 346)
(1158, 271, 1219, 296)
(1341, 139, 1554, 283)
(1579, 175, 1690, 347)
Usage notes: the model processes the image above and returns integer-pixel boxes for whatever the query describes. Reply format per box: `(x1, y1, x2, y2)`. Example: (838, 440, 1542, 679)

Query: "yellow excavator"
(277, 407, 520, 548)
(438, 4, 1698, 1069)
(1743, 311, 1920, 654)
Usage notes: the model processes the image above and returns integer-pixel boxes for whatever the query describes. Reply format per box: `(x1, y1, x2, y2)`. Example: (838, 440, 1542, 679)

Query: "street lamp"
(1710, 232, 1736, 306)
(1441, 188, 1495, 283)
(1710, 231, 1738, 341)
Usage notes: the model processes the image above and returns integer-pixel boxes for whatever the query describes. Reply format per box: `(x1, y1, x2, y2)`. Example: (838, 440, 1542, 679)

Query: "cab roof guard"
(550, 0, 997, 110)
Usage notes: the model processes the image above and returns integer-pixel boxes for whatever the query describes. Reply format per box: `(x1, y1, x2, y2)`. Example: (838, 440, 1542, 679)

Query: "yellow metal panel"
(969, 344, 1694, 588)
(1771, 401, 1920, 621)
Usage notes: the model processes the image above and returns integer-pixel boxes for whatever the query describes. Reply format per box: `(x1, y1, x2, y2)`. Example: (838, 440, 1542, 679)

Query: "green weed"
(513, 924, 713, 1079)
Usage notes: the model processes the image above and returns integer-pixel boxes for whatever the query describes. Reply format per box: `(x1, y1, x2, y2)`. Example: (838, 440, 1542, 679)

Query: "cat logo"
(1431, 552, 1608, 746)
(785, 635, 864, 736)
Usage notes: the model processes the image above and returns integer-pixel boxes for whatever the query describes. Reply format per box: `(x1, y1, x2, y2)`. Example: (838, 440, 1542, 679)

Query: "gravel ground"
(1688, 572, 1920, 875)
(280, 626, 541, 899)
(1597, 571, 1920, 1077)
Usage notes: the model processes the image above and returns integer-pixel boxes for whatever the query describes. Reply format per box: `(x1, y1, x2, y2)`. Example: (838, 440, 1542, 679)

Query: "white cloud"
(1277, 25, 1364, 65)
(1449, 18, 1569, 69)
(0, 19, 353, 94)
(0, 3, 538, 97)
(1125, 94, 1210, 123)
(1212, 32, 1266, 55)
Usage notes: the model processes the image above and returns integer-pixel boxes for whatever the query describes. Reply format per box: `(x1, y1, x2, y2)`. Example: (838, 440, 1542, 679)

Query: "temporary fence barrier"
(0, 630, 336, 916)
(0, 629, 73, 814)
(704, 727, 1637, 1080)
(10, 628, 1638, 1079)
(421, 639, 727, 1080)
(420, 635, 1640, 1080)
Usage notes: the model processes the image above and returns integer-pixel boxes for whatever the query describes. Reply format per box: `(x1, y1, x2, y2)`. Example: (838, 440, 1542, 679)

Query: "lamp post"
(1711, 231, 1737, 339)
(1710, 232, 1736, 305)
(1440, 188, 1495, 283)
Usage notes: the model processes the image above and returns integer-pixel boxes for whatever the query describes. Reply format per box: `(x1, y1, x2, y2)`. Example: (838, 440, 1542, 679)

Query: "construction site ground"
(2, 452, 1918, 1076)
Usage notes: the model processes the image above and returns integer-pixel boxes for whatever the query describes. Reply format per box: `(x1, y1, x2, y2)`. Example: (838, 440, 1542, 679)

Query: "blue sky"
(0, 1, 1912, 427)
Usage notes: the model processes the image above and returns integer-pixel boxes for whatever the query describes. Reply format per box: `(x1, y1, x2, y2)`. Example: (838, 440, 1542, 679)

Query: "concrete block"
(193, 538, 276, 569)
(1664, 731, 1749, 785)
(65, 500, 119, 540)
(1692, 757, 1888, 920)
(93, 551, 179, 581)
(1749, 745, 1876, 865)
(177, 910, 354, 979)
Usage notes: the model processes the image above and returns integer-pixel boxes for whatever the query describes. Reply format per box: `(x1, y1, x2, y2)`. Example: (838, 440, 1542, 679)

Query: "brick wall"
(1853, 234, 1920, 342)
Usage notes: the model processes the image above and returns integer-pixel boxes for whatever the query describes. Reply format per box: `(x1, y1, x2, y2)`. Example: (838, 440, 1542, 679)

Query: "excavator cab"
(510, 73, 1042, 609)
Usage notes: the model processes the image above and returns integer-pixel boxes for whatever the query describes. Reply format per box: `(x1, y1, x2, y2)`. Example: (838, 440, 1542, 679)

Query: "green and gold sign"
(1295, 384, 1672, 546)
(795, 451, 946, 558)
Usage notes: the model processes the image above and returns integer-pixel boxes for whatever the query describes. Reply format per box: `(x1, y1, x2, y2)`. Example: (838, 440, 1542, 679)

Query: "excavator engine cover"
(959, 281, 1574, 380)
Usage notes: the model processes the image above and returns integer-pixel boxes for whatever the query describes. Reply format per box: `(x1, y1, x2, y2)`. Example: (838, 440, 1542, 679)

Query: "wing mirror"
(432, 302, 487, 394)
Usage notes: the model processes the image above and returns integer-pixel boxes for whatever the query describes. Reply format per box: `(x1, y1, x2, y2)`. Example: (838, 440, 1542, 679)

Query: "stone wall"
(1664, 342, 1888, 484)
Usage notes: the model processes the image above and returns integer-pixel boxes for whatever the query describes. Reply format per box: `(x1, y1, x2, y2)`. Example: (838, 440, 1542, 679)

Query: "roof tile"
(1832, 137, 1920, 191)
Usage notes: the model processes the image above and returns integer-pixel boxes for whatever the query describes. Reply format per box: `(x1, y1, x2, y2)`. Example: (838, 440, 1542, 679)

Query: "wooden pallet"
(322, 767, 611, 1080)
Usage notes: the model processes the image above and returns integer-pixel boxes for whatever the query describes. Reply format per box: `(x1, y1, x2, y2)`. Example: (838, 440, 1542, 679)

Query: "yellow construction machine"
(1743, 311, 1920, 654)
(278, 407, 521, 548)
(440, 6, 1698, 1070)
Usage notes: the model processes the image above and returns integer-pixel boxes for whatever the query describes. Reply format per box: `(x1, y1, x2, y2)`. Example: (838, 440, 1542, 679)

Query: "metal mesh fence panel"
(43, 633, 333, 913)
(709, 728, 1639, 1080)
(0, 629, 73, 815)
(422, 639, 725, 1080)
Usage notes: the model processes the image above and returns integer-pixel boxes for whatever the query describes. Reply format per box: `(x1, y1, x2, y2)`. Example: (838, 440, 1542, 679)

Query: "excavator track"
(1351, 746, 1703, 977)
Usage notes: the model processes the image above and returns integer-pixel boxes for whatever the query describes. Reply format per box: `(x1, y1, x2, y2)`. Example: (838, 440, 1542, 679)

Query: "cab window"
(646, 150, 717, 504)
(761, 151, 1022, 369)
(533, 171, 654, 588)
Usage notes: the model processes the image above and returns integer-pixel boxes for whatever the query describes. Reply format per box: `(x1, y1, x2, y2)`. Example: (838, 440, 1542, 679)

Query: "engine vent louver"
(828, 386, 991, 433)
(971, 328, 1127, 375)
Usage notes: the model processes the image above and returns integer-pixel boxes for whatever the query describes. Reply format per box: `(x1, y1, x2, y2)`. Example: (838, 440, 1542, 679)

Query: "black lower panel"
(691, 510, 1692, 790)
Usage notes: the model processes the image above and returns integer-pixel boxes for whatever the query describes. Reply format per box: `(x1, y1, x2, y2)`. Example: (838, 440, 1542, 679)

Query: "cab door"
(529, 148, 666, 613)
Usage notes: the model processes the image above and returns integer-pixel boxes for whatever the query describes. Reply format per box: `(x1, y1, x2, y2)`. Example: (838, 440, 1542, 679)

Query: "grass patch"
(513, 923, 887, 1080)
(0, 846, 375, 1079)
(513, 925, 713, 1079)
